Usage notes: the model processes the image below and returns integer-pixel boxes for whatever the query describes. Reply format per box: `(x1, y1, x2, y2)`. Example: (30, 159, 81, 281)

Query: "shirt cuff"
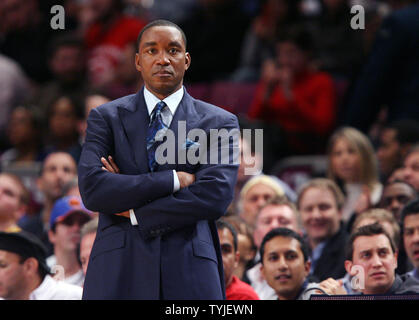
(129, 209, 138, 226)
(173, 170, 180, 192)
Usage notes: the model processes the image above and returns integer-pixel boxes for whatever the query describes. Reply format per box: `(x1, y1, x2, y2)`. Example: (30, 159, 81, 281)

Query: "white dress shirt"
(129, 86, 184, 225)
(29, 275, 83, 300)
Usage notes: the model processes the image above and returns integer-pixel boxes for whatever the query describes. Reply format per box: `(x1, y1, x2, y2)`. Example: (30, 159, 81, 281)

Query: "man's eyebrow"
(169, 41, 183, 48)
(142, 41, 157, 48)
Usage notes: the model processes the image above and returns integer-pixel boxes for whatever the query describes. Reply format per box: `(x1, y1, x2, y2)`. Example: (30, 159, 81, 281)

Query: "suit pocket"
(192, 237, 217, 263)
(91, 230, 126, 261)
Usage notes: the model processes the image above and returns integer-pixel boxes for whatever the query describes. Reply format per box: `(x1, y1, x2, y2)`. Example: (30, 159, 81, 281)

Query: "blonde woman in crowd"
(327, 127, 382, 222)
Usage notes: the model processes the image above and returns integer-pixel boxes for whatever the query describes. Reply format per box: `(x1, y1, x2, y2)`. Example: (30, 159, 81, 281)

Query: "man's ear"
(23, 257, 39, 275)
(304, 260, 311, 277)
(135, 53, 142, 72)
(48, 229, 56, 244)
(234, 251, 240, 269)
(344, 260, 353, 275)
(185, 52, 191, 71)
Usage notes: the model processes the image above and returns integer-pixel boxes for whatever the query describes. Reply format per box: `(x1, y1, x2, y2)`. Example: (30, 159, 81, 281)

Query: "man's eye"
(169, 48, 179, 54)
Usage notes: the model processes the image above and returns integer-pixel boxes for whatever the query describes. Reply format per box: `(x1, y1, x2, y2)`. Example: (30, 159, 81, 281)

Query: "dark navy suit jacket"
(78, 88, 239, 299)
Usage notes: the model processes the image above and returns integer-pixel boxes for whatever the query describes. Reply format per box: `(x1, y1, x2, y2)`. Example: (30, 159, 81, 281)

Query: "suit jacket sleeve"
(78, 107, 174, 214)
(134, 114, 240, 239)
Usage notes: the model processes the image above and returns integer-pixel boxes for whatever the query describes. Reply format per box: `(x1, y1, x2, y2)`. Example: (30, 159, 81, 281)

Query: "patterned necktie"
(146, 101, 169, 171)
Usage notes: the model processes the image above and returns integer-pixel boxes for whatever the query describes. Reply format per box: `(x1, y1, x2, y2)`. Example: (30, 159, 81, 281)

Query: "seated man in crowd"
(237, 175, 286, 228)
(260, 228, 345, 300)
(0, 230, 82, 300)
(379, 180, 417, 223)
(246, 196, 301, 299)
(47, 196, 92, 286)
(0, 173, 29, 232)
(344, 223, 419, 295)
(297, 178, 348, 281)
(79, 216, 98, 277)
(403, 144, 419, 193)
(216, 219, 259, 300)
(401, 200, 419, 281)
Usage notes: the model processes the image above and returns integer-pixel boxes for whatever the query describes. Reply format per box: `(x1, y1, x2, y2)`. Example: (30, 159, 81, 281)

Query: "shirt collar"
(143, 86, 184, 116)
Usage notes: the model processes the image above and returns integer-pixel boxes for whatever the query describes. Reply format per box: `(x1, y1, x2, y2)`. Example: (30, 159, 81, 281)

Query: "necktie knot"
(152, 101, 167, 120)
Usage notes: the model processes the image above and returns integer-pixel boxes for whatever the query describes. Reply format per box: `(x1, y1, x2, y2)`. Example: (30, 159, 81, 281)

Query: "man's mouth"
(275, 274, 291, 282)
(370, 271, 386, 279)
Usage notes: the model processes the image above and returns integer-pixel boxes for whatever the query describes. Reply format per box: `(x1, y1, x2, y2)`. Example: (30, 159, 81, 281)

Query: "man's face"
(261, 236, 310, 300)
(38, 153, 77, 201)
(403, 214, 419, 269)
(50, 46, 84, 83)
(49, 213, 89, 252)
(0, 250, 27, 300)
(380, 183, 416, 222)
(254, 204, 299, 248)
(377, 129, 400, 176)
(0, 175, 25, 221)
(299, 187, 341, 245)
(403, 152, 419, 192)
(346, 234, 397, 295)
(217, 228, 239, 288)
(80, 232, 96, 275)
(241, 184, 277, 226)
(135, 25, 190, 100)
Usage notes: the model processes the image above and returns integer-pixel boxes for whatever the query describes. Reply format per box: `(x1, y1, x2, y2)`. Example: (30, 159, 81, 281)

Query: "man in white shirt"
(0, 230, 82, 300)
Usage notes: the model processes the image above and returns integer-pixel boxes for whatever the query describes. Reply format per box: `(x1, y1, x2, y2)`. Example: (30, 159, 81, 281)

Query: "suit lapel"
(118, 89, 150, 173)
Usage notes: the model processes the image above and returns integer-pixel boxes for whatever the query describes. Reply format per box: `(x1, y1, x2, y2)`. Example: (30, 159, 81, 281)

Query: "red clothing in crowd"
(226, 275, 260, 300)
(248, 70, 336, 136)
(85, 15, 146, 87)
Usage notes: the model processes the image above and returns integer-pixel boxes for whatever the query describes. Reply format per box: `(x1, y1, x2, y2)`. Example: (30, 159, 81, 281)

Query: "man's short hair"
(81, 216, 98, 239)
(136, 19, 187, 53)
(296, 178, 345, 211)
(345, 222, 397, 261)
(401, 199, 419, 228)
(216, 219, 238, 252)
(260, 227, 309, 264)
(352, 208, 400, 247)
(259, 195, 301, 228)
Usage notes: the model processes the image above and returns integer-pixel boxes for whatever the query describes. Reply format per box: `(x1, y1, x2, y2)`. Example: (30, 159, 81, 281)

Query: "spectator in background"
(344, 223, 419, 295)
(304, 0, 365, 79)
(297, 178, 348, 282)
(216, 219, 259, 300)
(19, 152, 77, 255)
(344, 2, 419, 132)
(379, 180, 417, 223)
(78, 93, 111, 144)
(247, 196, 301, 300)
(44, 95, 84, 163)
(0, 173, 29, 232)
(47, 196, 92, 287)
(80, 216, 98, 276)
(31, 34, 88, 117)
(401, 200, 419, 280)
(248, 28, 336, 158)
(180, 0, 250, 83)
(352, 208, 411, 276)
(260, 227, 346, 300)
(237, 175, 285, 228)
(327, 127, 382, 223)
(376, 120, 419, 182)
(402, 144, 419, 192)
(0, 0, 53, 83)
(62, 177, 81, 198)
(0, 55, 30, 149)
(233, 0, 302, 82)
(84, 0, 146, 89)
(223, 215, 257, 281)
(0, 230, 82, 300)
(1, 105, 46, 169)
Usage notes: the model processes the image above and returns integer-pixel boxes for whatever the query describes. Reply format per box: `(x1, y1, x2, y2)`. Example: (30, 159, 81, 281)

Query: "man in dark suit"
(78, 20, 240, 299)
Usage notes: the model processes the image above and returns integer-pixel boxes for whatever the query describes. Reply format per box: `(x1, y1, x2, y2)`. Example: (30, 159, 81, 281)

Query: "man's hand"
(101, 156, 130, 218)
(176, 171, 195, 189)
(316, 278, 347, 295)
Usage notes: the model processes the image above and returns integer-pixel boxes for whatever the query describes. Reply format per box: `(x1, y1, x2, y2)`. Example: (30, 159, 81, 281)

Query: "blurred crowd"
(0, 0, 419, 300)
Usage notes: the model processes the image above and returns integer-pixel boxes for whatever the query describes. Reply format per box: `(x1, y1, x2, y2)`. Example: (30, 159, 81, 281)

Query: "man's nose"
(156, 51, 170, 65)
(278, 256, 288, 270)
(371, 254, 384, 268)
